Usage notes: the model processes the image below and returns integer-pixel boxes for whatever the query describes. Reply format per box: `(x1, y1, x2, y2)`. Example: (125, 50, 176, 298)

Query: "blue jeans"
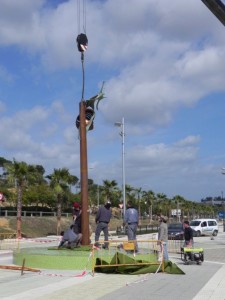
(161, 242, 169, 261)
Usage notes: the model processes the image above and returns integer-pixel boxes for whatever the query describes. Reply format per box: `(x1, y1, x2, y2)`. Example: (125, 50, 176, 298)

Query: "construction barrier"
(92, 239, 164, 275)
(167, 238, 183, 253)
(0, 235, 61, 252)
(5, 236, 183, 274)
(151, 233, 183, 253)
(0, 233, 19, 251)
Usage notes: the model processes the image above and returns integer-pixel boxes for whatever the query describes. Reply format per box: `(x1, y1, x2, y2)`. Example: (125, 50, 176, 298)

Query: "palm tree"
(164, 198, 172, 220)
(4, 159, 39, 238)
(180, 199, 193, 221)
(46, 168, 78, 235)
(125, 184, 138, 205)
(101, 180, 119, 206)
(142, 190, 156, 222)
(155, 193, 167, 216)
(172, 195, 185, 222)
(87, 178, 97, 207)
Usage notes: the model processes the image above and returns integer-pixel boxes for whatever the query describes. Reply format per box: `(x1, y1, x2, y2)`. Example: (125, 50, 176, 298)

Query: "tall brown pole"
(80, 100, 90, 245)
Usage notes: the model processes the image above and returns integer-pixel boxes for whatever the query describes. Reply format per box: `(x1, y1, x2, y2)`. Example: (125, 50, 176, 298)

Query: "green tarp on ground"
(95, 252, 185, 275)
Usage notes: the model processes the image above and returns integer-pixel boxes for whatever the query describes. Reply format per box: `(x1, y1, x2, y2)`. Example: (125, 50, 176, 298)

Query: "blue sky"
(0, 0, 225, 201)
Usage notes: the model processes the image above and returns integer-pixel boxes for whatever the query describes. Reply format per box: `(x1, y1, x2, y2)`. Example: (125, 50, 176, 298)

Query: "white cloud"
(176, 47, 225, 90)
(0, 102, 79, 170)
(127, 136, 199, 172)
(0, 0, 224, 200)
(0, 0, 45, 47)
(174, 135, 200, 147)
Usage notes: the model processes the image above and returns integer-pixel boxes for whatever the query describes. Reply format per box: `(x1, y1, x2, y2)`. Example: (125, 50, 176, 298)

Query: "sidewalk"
(193, 264, 225, 300)
(0, 231, 225, 299)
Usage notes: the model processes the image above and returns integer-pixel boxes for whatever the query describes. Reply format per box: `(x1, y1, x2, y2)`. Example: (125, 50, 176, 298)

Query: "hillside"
(0, 216, 124, 238)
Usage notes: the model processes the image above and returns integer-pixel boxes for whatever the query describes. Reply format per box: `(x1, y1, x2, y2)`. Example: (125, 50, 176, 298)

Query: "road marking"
(204, 260, 225, 265)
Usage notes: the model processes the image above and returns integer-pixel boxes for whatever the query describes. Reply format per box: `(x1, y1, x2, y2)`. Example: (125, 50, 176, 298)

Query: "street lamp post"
(222, 168, 225, 231)
(114, 117, 126, 219)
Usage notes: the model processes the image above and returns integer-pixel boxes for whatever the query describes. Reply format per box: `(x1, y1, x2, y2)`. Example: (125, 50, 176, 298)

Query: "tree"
(4, 159, 39, 238)
(24, 184, 55, 208)
(101, 180, 119, 206)
(125, 184, 137, 202)
(87, 178, 96, 207)
(46, 168, 78, 235)
(142, 190, 156, 222)
(155, 193, 168, 216)
(0, 157, 12, 187)
(179, 199, 192, 221)
(0, 157, 11, 167)
(172, 195, 185, 222)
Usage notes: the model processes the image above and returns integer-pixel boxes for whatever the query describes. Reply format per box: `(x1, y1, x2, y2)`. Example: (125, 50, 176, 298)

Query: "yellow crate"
(123, 242, 135, 250)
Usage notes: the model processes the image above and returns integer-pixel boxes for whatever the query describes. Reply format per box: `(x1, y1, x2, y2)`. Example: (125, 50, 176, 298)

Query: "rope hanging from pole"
(77, 0, 87, 34)
(75, 0, 105, 133)
(76, 0, 88, 54)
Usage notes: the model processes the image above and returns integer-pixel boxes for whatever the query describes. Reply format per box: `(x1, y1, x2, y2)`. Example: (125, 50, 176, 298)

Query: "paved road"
(99, 233, 225, 300)
(0, 229, 225, 300)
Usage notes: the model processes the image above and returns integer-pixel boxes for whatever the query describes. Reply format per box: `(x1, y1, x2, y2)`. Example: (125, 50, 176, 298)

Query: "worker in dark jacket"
(95, 201, 112, 249)
(184, 220, 194, 247)
(124, 200, 139, 252)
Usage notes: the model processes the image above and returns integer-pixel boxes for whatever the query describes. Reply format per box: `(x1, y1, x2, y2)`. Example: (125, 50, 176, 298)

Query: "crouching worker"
(58, 225, 82, 249)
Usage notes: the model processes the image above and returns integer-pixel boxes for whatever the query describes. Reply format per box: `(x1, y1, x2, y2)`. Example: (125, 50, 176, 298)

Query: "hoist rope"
(77, 0, 80, 34)
(81, 52, 85, 100)
(82, 0, 87, 33)
(77, 0, 87, 101)
(77, 0, 87, 35)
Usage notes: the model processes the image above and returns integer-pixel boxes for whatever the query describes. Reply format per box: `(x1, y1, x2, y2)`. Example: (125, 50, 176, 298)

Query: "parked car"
(190, 219, 219, 237)
(168, 223, 184, 240)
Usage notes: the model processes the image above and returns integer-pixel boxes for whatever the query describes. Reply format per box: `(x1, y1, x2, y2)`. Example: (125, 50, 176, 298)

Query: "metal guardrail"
(116, 225, 159, 235)
(0, 210, 71, 218)
(150, 233, 183, 253)
(0, 232, 19, 250)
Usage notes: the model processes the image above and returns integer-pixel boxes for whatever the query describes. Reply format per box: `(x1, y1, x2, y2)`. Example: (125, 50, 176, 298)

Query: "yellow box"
(123, 242, 135, 250)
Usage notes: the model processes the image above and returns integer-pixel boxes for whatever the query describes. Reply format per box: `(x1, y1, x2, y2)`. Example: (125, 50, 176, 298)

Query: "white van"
(190, 219, 218, 237)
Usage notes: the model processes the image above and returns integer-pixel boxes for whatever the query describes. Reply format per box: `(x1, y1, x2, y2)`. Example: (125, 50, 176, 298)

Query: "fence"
(168, 239, 183, 253)
(116, 227, 182, 253)
(151, 233, 183, 253)
(92, 239, 164, 275)
(116, 225, 159, 235)
(0, 232, 19, 251)
(0, 210, 71, 218)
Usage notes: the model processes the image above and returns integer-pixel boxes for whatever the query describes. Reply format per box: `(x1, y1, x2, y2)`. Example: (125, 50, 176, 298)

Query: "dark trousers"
(95, 222, 109, 248)
(127, 223, 138, 251)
